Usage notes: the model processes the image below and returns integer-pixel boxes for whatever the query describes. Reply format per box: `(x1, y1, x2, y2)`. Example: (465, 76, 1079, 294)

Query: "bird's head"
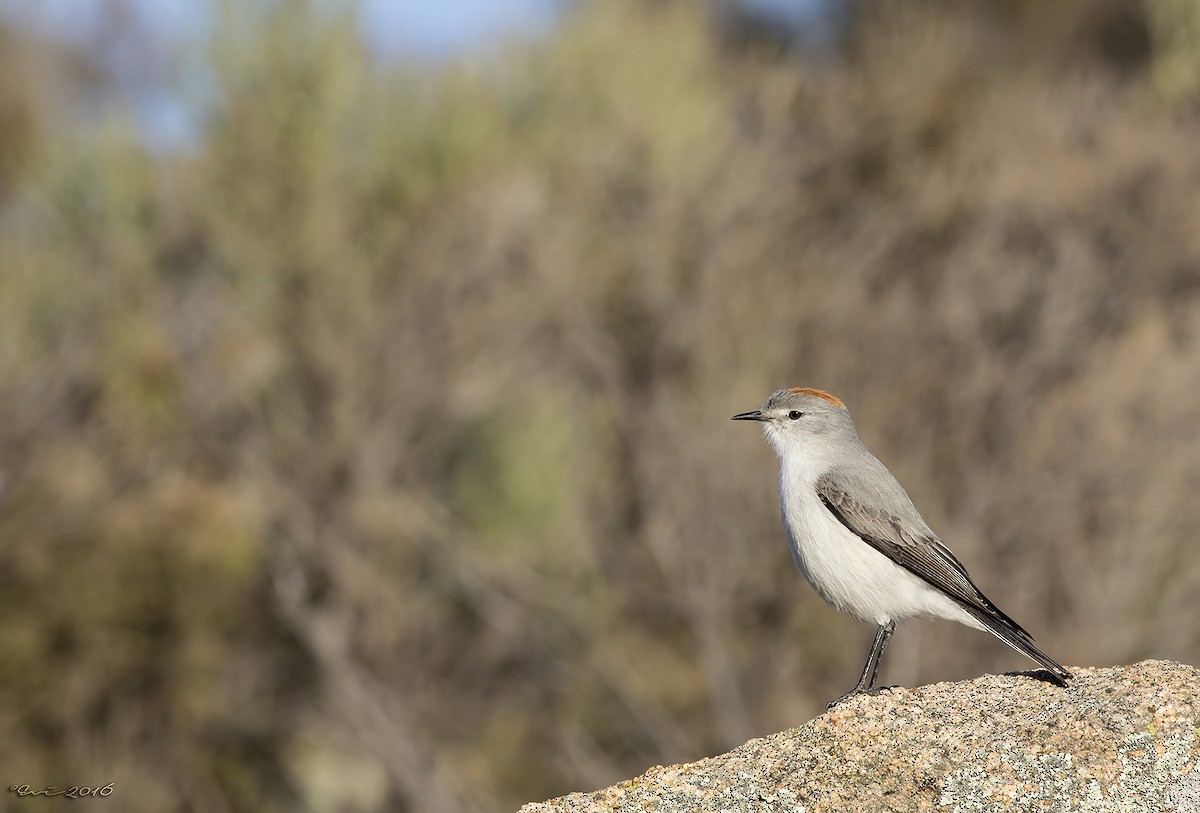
(731, 387, 857, 459)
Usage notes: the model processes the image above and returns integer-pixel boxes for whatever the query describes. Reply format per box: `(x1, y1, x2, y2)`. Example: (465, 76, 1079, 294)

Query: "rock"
(519, 660, 1200, 812)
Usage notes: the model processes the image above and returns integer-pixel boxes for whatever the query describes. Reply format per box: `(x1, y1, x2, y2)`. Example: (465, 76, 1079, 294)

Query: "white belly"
(780, 480, 982, 630)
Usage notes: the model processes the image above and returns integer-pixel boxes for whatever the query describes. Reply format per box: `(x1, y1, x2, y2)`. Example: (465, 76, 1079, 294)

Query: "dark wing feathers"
(815, 473, 1027, 632)
(815, 471, 1072, 684)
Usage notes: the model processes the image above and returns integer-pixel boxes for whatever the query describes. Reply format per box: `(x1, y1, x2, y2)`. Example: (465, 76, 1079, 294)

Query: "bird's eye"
(788, 410, 803, 420)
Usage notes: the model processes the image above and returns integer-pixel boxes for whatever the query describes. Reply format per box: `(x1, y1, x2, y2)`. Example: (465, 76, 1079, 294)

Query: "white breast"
(778, 458, 981, 629)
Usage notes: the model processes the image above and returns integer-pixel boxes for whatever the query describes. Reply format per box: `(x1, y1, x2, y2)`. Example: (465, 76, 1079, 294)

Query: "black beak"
(731, 410, 765, 421)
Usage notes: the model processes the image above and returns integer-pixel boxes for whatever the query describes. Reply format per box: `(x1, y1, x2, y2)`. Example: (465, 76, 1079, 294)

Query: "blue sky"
(0, 0, 569, 150)
(0, 0, 841, 151)
(0, 0, 566, 60)
(360, 0, 564, 59)
(0, 0, 840, 62)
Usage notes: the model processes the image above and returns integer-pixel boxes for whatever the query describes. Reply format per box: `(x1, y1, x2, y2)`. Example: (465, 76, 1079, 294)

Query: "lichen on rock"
(521, 661, 1200, 813)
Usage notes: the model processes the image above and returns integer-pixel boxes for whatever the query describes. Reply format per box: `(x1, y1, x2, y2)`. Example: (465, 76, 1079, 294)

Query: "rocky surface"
(520, 661, 1200, 812)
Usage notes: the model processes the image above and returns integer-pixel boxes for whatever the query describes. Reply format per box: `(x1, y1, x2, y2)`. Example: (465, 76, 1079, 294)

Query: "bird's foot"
(825, 684, 901, 710)
(826, 688, 863, 710)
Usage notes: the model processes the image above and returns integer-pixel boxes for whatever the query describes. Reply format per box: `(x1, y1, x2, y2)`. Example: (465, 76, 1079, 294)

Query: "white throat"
(764, 425, 837, 485)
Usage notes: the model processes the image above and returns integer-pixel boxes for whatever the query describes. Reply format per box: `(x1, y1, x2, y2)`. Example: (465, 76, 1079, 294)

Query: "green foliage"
(1146, 0, 1200, 104)
(449, 401, 576, 549)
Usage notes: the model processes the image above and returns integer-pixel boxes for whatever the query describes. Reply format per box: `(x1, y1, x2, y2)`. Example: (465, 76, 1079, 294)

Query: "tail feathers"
(963, 604, 1072, 685)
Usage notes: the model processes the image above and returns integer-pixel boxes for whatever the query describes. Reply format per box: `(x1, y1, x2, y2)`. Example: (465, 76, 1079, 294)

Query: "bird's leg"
(827, 621, 895, 709)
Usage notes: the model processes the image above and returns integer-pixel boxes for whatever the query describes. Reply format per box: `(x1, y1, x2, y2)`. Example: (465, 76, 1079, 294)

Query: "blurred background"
(1, 0, 1199, 810)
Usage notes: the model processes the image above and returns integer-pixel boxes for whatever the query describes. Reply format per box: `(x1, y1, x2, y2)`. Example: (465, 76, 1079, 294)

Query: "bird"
(732, 386, 1071, 708)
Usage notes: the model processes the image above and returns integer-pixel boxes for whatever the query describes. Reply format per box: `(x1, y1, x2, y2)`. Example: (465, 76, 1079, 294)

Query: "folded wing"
(816, 469, 1071, 683)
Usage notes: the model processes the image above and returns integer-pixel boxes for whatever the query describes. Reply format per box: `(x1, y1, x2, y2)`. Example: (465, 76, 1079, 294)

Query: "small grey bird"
(733, 387, 1071, 708)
